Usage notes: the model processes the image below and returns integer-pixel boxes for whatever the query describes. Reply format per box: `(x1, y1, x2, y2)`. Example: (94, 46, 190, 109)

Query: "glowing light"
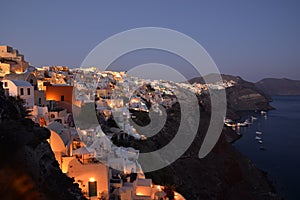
(89, 177, 96, 182)
(130, 98, 140, 103)
(157, 185, 162, 191)
(15, 70, 23, 74)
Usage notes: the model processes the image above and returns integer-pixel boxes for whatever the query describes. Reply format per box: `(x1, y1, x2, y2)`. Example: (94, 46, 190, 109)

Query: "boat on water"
(225, 122, 235, 127)
(251, 116, 258, 121)
(237, 119, 251, 127)
(245, 119, 252, 125)
(258, 140, 263, 144)
(237, 122, 247, 127)
(256, 131, 263, 135)
(224, 118, 236, 127)
(255, 136, 262, 140)
(261, 110, 267, 115)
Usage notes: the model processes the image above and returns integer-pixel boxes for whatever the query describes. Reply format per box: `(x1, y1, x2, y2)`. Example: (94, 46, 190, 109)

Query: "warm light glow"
(130, 98, 140, 103)
(15, 70, 23, 74)
(157, 185, 162, 191)
(89, 177, 96, 182)
(136, 186, 152, 196)
(46, 95, 56, 100)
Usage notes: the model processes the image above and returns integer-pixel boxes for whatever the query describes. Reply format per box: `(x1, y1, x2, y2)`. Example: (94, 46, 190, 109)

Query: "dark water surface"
(234, 96, 300, 200)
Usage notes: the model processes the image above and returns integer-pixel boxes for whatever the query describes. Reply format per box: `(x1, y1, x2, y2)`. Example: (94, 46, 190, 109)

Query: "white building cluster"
(1, 46, 237, 200)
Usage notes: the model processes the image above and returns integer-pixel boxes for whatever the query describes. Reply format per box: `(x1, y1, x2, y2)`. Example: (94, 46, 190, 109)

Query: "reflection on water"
(233, 96, 300, 200)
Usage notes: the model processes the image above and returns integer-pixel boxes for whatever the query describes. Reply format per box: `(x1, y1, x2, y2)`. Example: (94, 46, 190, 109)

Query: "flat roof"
(136, 178, 151, 186)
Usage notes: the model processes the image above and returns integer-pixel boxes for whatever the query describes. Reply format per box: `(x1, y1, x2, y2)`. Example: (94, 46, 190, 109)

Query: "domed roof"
(49, 130, 66, 153)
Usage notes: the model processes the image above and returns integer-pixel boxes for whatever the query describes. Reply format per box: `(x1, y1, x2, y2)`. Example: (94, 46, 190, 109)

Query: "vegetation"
(163, 184, 176, 200)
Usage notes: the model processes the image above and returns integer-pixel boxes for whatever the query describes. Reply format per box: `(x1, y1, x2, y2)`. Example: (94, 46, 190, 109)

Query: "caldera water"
(234, 96, 300, 200)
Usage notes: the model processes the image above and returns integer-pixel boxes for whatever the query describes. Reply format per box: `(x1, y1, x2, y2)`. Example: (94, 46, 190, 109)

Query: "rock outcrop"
(256, 78, 300, 96)
(190, 74, 273, 114)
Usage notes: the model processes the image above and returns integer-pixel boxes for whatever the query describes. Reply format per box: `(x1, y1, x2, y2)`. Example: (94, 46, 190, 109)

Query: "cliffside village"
(0, 45, 236, 200)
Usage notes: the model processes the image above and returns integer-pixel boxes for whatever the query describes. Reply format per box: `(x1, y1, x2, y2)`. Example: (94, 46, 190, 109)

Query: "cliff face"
(110, 98, 280, 199)
(256, 78, 300, 96)
(223, 76, 273, 112)
(190, 74, 273, 118)
(0, 83, 85, 200)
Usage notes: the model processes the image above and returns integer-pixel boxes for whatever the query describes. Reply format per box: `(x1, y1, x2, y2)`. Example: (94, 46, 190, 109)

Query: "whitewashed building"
(2, 80, 34, 107)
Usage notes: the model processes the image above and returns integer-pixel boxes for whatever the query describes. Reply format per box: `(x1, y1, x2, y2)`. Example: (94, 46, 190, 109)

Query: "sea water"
(233, 96, 300, 200)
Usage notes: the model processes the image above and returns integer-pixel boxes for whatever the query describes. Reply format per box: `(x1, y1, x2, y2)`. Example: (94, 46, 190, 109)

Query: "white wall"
(67, 159, 109, 199)
(2, 80, 34, 107)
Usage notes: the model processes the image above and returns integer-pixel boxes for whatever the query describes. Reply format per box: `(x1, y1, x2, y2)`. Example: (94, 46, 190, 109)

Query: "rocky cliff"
(256, 78, 300, 96)
(0, 83, 86, 200)
(190, 74, 273, 114)
(107, 81, 281, 200)
(110, 102, 281, 200)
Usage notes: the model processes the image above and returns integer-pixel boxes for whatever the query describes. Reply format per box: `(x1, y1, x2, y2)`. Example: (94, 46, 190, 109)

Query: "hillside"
(256, 78, 300, 96)
(0, 83, 86, 200)
(189, 74, 273, 114)
(106, 83, 281, 200)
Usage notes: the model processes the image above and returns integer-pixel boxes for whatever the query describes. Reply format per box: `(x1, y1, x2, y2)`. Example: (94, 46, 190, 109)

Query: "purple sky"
(1, 0, 299, 82)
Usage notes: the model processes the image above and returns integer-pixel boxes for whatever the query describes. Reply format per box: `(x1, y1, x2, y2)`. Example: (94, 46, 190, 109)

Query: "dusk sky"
(1, 0, 299, 82)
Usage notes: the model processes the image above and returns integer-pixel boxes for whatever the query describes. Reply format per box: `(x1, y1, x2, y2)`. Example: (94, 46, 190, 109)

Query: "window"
(38, 98, 41, 105)
(61, 95, 64, 101)
(50, 114, 55, 118)
(27, 88, 30, 95)
(20, 88, 24, 95)
(4, 82, 7, 87)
